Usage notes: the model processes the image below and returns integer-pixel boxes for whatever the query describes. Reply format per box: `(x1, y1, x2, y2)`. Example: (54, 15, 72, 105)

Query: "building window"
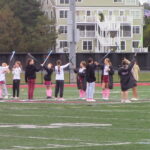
(83, 41, 92, 50)
(60, 41, 68, 48)
(76, 0, 82, 2)
(59, 26, 67, 34)
(120, 41, 126, 50)
(109, 11, 113, 16)
(120, 11, 124, 16)
(120, 23, 131, 37)
(59, 10, 68, 18)
(125, 0, 137, 5)
(114, 0, 123, 2)
(133, 26, 140, 34)
(133, 41, 140, 48)
(131, 10, 141, 19)
(87, 11, 91, 16)
(60, 0, 69, 4)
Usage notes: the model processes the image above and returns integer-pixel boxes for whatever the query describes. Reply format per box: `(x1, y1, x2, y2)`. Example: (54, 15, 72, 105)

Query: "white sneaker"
(4, 96, 8, 99)
(121, 99, 125, 103)
(103, 97, 109, 100)
(86, 99, 96, 102)
(131, 98, 138, 101)
(58, 98, 65, 101)
(125, 100, 132, 103)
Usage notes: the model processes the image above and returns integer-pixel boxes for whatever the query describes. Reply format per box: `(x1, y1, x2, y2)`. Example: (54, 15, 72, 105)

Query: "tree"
(143, 3, 150, 49)
(0, 7, 23, 52)
(0, 0, 57, 52)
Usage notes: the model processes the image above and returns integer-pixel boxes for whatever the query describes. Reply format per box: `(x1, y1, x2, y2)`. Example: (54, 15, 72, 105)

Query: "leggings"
(13, 80, 20, 97)
(55, 80, 64, 98)
(28, 79, 35, 100)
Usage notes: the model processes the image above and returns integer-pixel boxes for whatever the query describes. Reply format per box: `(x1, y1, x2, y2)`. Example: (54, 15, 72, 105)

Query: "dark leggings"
(13, 80, 20, 97)
(55, 80, 64, 98)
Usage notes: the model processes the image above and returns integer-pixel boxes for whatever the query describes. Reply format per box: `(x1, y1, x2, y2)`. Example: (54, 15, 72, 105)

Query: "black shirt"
(43, 66, 53, 81)
(86, 63, 97, 83)
(25, 65, 41, 82)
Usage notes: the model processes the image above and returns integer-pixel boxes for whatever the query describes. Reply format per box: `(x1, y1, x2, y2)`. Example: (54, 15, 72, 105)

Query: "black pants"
(55, 80, 64, 98)
(13, 80, 20, 97)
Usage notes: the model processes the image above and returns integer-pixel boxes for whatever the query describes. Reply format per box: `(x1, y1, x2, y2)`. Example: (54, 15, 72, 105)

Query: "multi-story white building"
(39, 0, 147, 53)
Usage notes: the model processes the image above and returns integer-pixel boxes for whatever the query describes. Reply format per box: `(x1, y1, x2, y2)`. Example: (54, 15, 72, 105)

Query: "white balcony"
(80, 31, 95, 38)
(76, 16, 96, 23)
(132, 48, 148, 53)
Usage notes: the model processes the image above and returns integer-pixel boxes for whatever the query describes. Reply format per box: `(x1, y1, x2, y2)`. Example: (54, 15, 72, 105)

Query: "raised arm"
(62, 63, 70, 69)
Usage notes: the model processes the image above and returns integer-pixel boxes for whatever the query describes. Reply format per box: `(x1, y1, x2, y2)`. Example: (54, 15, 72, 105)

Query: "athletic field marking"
(0, 123, 112, 129)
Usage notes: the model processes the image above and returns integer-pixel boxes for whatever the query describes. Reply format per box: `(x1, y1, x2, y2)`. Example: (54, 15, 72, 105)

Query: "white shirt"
(79, 68, 85, 73)
(104, 65, 109, 76)
(0, 66, 8, 81)
(55, 63, 70, 80)
(12, 67, 22, 80)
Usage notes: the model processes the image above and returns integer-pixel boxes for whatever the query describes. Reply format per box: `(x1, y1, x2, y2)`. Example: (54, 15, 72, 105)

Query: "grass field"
(0, 85, 150, 149)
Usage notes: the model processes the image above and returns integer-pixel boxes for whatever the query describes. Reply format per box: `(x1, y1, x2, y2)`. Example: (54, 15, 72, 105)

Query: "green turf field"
(0, 86, 150, 149)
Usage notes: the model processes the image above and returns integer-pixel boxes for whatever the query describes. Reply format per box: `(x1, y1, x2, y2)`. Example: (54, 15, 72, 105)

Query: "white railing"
(80, 31, 95, 37)
(76, 16, 96, 23)
(132, 48, 148, 53)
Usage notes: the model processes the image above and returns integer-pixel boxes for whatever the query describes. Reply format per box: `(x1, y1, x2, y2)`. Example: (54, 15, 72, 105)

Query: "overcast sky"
(140, 0, 149, 4)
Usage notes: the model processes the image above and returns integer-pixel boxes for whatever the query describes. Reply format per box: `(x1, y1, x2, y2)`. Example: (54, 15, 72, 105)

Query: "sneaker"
(86, 99, 96, 102)
(59, 98, 65, 101)
(81, 97, 86, 100)
(103, 97, 109, 100)
(4, 96, 8, 99)
(15, 97, 19, 100)
(125, 100, 132, 103)
(121, 99, 125, 103)
(131, 98, 138, 101)
(47, 96, 52, 99)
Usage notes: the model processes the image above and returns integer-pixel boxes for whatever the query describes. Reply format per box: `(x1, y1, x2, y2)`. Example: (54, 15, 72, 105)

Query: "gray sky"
(140, 0, 149, 4)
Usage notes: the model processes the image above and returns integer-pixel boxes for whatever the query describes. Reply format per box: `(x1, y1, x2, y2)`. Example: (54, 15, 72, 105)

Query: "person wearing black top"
(86, 58, 99, 102)
(118, 57, 136, 103)
(42, 63, 53, 99)
(25, 59, 41, 100)
(74, 61, 87, 99)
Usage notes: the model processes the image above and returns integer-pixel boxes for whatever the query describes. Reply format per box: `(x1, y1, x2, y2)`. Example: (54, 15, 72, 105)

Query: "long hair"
(81, 61, 86, 68)
(105, 58, 112, 66)
(56, 60, 62, 73)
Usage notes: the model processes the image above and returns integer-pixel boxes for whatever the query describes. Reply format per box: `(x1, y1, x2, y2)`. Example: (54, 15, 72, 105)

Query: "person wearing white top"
(55, 60, 70, 100)
(12, 61, 22, 99)
(0, 64, 9, 99)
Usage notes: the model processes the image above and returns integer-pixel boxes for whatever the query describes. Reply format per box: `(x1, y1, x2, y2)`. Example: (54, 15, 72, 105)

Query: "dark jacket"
(100, 65, 114, 89)
(25, 65, 41, 82)
(74, 68, 87, 91)
(43, 66, 53, 81)
(118, 58, 137, 91)
(86, 63, 97, 83)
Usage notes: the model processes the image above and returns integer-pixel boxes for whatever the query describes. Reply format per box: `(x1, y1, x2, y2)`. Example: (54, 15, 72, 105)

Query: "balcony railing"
(76, 16, 96, 23)
(80, 31, 95, 37)
(132, 48, 148, 53)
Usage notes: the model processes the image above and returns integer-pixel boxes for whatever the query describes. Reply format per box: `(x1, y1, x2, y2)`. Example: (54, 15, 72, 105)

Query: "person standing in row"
(86, 58, 99, 102)
(118, 57, 137, 103)
(100, 58, 114, 100)
(42, 63, 53, 99)
(55, 60, 70, 101)
(0, 63, 9, 100)
(12, 61, 22, 99)
(74, 61, 87, 100)
(25, 59, 41, 100)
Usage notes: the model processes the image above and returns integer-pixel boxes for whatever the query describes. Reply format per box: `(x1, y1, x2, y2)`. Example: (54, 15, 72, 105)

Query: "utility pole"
(68, 0, 76, 83)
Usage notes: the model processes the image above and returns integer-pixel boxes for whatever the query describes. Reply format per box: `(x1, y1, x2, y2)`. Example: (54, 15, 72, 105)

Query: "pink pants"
(28, 79, 35, 100)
